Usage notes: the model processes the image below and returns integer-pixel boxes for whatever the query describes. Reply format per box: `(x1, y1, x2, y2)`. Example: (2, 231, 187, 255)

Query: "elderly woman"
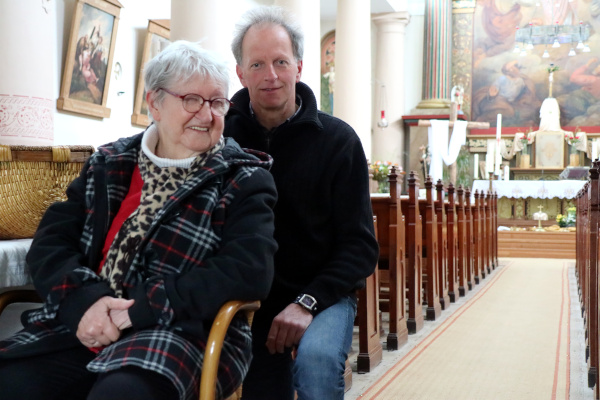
(0, 41, 277, 400)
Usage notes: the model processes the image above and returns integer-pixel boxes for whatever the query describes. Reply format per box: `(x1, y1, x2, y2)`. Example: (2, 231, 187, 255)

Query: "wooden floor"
(498, 230, 575, 258)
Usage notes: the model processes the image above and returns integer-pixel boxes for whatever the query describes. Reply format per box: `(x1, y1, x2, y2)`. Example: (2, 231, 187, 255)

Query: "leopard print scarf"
(100, 137, 224, 296)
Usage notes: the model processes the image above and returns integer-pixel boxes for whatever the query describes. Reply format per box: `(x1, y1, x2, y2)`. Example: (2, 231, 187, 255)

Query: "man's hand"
(76, 296, 134, 348)
(265, 303, 313, 354)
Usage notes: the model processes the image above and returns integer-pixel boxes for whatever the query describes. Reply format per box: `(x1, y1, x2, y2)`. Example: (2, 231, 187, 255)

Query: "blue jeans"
(242, 295, 357, 400)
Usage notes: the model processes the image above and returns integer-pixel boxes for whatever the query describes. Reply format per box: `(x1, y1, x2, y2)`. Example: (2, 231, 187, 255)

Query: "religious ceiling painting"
(471, 0, 600, 129)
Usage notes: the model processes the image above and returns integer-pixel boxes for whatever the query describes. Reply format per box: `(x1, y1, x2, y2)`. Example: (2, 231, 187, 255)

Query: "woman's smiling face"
(147, 74, 227, 159)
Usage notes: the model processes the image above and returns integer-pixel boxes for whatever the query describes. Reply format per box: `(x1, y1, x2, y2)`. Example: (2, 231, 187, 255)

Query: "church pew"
(464, 188, 476, 290)
(455, 186, 469, 296)
(419, 177, 442, 321)
(356, 216, 383, 373)
(401, 171, 425, 334)
(369, 167, 409, 351)
(484, 191, 494, 275)
(586, 164, 599, 391)
(434, 179, 451, 309)
(493, 192, 499, 269)
(485, 192, 494, 275)
(386, 168, 409, 350)
(479, 191, 488, 280)
(470, 190, 483, 285)
(574, 173, 597, 392)
(444, 184, 460, 302)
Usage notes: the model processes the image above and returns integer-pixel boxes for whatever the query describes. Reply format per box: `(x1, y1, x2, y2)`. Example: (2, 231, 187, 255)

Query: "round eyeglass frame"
(159, 88, 232, 116)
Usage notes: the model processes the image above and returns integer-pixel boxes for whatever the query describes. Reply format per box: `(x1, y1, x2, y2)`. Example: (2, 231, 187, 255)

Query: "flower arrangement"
(371, 161, 401, 182)
(371, 161, 400, 193)
(547, 64, 559, 74)
(565, 130, 582, 146)
(557, 207, 577, 228)
(517, 129, 534, 146)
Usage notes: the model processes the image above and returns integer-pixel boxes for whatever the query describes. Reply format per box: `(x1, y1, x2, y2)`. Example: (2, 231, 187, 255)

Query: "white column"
(334, 0, 372, 158)
(0, 0, 55, 145)
(372, 12, 411, 166)
(170, 0, 220, 52)
(274, 0, 320, 107)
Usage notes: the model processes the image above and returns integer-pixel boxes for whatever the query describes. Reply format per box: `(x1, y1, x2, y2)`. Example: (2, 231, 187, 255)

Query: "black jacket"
(224, 82, 378, 316)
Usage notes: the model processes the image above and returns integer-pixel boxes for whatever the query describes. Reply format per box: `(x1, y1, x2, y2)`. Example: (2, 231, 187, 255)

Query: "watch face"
(300, 295, 316, 309)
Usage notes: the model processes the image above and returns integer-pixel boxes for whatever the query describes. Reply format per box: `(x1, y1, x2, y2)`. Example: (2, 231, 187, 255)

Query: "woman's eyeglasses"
(159, 88, 232, 117)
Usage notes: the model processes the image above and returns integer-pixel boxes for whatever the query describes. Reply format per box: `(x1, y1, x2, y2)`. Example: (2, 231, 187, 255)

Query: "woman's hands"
(76, 296, 134, 348)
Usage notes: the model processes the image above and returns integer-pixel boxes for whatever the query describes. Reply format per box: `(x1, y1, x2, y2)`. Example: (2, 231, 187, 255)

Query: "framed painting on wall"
(535, 131, 565, 169)
(56, 0, 122, 118)
(320, 30, 335, 115)
(131, 19, 171, 127)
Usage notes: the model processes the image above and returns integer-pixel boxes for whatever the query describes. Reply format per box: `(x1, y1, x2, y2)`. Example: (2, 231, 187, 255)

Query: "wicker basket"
(0, 145, 94, 240)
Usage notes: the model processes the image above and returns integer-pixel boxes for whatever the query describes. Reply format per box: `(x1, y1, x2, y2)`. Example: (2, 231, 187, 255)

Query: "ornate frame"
(131, 19, 171, 127)
(56, 0, 122, 118)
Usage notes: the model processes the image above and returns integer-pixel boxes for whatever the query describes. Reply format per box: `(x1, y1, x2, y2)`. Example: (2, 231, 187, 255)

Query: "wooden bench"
(575, 165, 598, 393)
(401, 172, 424, 334)
(355, 216, 383, 373)
(455, 186, 469, 297)
(434, 180, 450, 310)
(418, 176, 442, 321)
(444, 184, 459, 303)
(370, 167, 408, 351)
(464, 187, 476, 290)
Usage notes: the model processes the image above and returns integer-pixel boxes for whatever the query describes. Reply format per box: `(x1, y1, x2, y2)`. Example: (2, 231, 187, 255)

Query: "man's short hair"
(231, 5, 304, 65)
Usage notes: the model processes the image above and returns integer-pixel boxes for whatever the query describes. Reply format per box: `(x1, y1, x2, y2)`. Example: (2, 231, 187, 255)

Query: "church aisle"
(346, 258, 594, 400)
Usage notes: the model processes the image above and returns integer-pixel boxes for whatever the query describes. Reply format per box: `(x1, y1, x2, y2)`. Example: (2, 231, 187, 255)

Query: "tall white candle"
(504, 165, 510, 181)
(496, 114, 502, 141)
(474, 153, 479, 179)
(495, 114, 502, 175)
(486, 140, 494, 173)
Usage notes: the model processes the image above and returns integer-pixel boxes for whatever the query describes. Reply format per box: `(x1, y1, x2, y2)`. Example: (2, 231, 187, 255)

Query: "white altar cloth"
(471, 180, 586, 199)
(0, 239, 33, 289)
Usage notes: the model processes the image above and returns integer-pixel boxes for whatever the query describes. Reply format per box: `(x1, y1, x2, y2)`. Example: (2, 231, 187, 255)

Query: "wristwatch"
(294, 294, 318, 315)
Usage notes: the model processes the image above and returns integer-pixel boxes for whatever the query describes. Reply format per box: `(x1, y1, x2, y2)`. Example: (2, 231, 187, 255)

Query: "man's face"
(236, 24, 302, 120)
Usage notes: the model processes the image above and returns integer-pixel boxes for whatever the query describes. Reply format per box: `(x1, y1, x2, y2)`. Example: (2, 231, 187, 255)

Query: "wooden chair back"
(200, 300, 261, 400)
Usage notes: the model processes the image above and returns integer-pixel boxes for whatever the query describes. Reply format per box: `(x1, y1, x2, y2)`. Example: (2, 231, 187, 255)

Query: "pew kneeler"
(200, 300, 261, 400)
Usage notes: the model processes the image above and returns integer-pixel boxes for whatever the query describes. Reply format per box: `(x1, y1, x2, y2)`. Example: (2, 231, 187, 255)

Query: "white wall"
(54, 0, 171, 148)
(49, 0, 424, 149)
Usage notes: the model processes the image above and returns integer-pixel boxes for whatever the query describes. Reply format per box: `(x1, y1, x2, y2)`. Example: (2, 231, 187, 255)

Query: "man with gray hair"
(224, 6, 378, 400)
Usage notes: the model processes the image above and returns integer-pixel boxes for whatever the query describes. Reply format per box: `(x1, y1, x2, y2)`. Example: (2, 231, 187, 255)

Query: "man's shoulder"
(314, 111, 358, 138)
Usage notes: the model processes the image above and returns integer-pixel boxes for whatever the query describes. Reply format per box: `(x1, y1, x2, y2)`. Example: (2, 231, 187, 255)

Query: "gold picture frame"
(131, 19, 171, 127)
(57, 0, 122, 118)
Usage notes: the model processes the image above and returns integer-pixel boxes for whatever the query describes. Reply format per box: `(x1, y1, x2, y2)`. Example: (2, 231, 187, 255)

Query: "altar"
(471, 179, 584, 225)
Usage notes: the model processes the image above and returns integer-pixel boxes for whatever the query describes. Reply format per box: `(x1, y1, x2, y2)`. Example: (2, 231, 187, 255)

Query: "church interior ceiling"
(466, 0, 600, 129)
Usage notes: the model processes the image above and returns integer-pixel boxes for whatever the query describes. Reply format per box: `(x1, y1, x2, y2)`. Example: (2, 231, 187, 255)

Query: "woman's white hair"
(144, 40, 229, 107)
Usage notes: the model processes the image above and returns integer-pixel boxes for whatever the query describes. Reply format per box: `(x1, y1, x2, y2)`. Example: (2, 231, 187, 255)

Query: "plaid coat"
(0, 132, 277, 400)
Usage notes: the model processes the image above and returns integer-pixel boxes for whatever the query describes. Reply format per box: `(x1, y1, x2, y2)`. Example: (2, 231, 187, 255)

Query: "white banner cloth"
(428, 120, 468, 182)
